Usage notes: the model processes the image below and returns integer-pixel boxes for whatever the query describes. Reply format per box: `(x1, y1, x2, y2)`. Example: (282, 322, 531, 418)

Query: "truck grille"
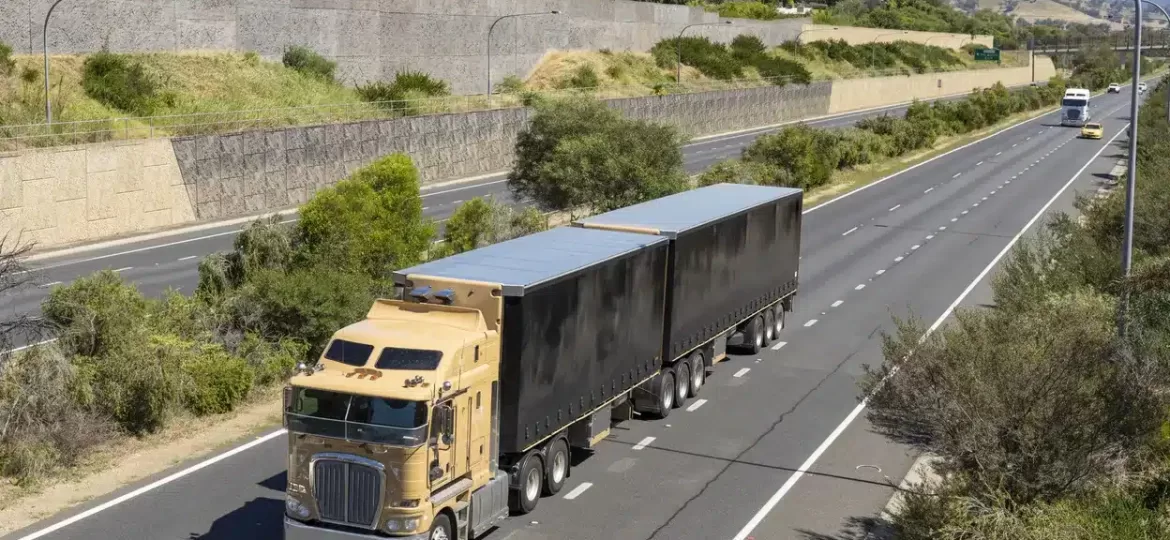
(313, 457, 382, 529)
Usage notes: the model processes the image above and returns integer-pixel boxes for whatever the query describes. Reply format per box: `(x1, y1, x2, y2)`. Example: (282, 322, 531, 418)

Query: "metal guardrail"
(0, 60, 1026, 151)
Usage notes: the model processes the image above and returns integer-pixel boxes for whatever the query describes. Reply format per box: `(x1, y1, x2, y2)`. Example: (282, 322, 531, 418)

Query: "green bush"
(236, 333, 308, 387)
(181, 341, 254, 416)
(730, 35, 768, 63)
(440, 198, 550, 256)
(509, 96, 688, 212)
(697, 159, 784, 187)
(496, 75, 526, 94)
(42, 270, 149, 359)
(712, 1, 781, 20)
(564, 64, 601, 89)
(81, 50, 165, 116)
(356, 71, 450, 115)
(650, 36, 743, 80)
(282, 46, 336, 82)
(296, 154, 435, 281)
(743, 124, 841, 190)
(0, 41, 15, 77)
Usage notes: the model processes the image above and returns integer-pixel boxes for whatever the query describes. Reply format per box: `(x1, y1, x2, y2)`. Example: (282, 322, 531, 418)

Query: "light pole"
(484, 10, 556, 97)
(677, 20, 732, 84)
(1119, 0, 1142, 337)
(42, 0, 66, 125)
(870, 31, 908, 69)
(793, 26, 840, 46)
(1140, 0, 1170, 124)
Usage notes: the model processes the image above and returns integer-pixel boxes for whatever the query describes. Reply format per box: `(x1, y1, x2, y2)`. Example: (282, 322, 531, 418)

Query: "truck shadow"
(187, 472, 287, 539)
(798, 515, 895, 540)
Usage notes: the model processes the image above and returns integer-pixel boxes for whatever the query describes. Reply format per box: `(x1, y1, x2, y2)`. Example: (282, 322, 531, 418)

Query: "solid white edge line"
(687, 399, 709, 412)
(563, 482, 594, 500)
(10, 338, 58, 353)
(632, 436, 656, 451)
(729, 123, 1127, 540)
(15, 428, 289, 540)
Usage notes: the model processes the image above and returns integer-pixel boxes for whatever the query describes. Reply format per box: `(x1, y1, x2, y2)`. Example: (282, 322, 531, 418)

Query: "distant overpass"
(1030, 41, 1170, 54)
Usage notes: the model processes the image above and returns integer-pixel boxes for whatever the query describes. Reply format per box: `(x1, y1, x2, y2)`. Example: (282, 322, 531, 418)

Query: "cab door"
(429, 401, 455, 488)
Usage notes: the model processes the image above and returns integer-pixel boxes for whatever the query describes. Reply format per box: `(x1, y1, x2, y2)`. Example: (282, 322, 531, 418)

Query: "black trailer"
(393, 226, 669, 456)
(575, 183, 802, 369)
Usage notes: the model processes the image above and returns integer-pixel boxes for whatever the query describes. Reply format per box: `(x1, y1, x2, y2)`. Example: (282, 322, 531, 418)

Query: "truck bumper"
(284, 517, 428, 540)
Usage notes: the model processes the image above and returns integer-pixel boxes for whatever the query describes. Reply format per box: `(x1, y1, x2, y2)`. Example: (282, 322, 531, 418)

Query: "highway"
(1, 90, 1020, 347)
(2, 86, 1140, 540)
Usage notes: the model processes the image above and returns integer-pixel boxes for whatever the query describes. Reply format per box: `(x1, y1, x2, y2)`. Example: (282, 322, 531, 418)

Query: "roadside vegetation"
(870, 76, 1170, 540)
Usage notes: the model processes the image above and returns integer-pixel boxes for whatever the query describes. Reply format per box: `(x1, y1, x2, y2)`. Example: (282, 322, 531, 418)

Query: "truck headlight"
(384, 518, 421, 533)
(285, 496, 311, 520)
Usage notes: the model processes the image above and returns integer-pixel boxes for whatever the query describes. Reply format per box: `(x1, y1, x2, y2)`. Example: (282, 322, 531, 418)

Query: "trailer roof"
(573, 183, 802, 238)
(393, 226, 667, 297)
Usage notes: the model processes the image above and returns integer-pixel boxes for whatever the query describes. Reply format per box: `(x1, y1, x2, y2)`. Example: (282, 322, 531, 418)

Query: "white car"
(1107, 83, 1122, 93)
(1139, 83, 1148, 94)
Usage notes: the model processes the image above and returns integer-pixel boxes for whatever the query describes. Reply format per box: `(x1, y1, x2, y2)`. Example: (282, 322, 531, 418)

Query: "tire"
(673, 362, 690, 408)
(688, 352, 705, 397)
(764, 309, 776, 343)
(543, 439, 569, 496)
(647, 369, 674, 419)
(509, 453, 543, 515)
(743, 315, 764, 354)
(429, 513, 453, 540)
(773, 304, 786, 335)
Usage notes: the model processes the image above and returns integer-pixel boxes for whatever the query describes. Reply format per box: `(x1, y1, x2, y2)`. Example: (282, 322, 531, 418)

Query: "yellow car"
(1080, 122, 1103, 139)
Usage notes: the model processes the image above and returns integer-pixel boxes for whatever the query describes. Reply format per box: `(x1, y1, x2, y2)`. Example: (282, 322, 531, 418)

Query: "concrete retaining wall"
(0, 140, 194, 249)
(1, 0, 804, 95)
(797, 24, 994, 50)
(827, 56, 1057, 113)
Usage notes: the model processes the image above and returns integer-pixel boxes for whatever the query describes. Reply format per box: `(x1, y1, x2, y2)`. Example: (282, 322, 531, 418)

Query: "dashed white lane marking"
(803, 319, 818, 327)
(888, 204, 901, 212)
(894, 256, 904, 262)
(995, 151, 1002, 156)
(831, 300, 844, 307)
(687, 399, 709, 412)
(1011, 175, 1017, 179)
(39, 281, 62, 288)
(422, 206, 430, 211)
(855, 284, 866, 290)
(1026, 137, 1031, 140)
(982, 196, 988, 201)
(178, 255, 198, 261)
(843, 226, 858, 236)
(452, 200, 463, 205)
(939, 226, 947, 230)
(951, 218, 958, 222)
(632, 436, 656, 450)
(973, 203, 979, 207)
(771, 341, 788, 351)
(925, 234, 934, 240)
(564, 483, 594, 500)
(113, 267, 133, 273)
(1005, 180, 1011, 184)
(976, 161, 983, 166)
(991, 190, 997, 194)
(911, 244, 920, 250)
(952, 173, 961, 178)
(961, 210, 969, 215)
(924, 187, 934, 193)
(875, 269, 886, 275)
(733, 368, 752, 378)
(1013, 143, 1018, 147)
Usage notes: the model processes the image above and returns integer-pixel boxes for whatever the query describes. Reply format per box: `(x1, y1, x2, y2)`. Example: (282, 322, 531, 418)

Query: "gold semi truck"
(282, 183, 803, 540)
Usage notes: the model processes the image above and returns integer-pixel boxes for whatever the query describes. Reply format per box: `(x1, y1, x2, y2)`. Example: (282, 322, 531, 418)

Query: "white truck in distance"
(1061, 88, 1091, 127)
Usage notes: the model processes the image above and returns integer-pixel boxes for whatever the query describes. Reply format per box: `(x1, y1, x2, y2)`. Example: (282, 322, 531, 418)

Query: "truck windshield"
(1062, 98, 1088, 107)
(286, 388, 428, 447)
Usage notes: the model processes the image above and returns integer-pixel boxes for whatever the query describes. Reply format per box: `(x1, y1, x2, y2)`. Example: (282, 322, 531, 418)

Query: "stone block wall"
(0, 139, 194, 249)
(1, 0, 805, 95)
(611, 82, 833, 138)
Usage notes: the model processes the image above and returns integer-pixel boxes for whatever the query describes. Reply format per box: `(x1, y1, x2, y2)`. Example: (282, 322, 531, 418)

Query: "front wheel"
(429, 514, 453, 540)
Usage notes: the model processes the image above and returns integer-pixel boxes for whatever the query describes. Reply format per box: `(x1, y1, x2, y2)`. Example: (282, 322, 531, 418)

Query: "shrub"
(730, 35, 768, 63)
(509, 96, 688, 212)
(296, 154, 434, 281)
(650, 37, 743, 80)
(237, 333, 307, 387)
(713, 1, 781, 20)
(697, 159, 784, 187)
(42, 270, 149, 359)
(181, 341, 254, 416)
(81, 49, 164, 116)
(496, 75, 526, 94)
(440, 198, 550, 256)
(282, 46, 336, 82)
(356, 71, 450, 115)
(863, 294, 1168, 505)
(743, 125, 841, 190)
(0, 41, 14, 77)
(564, 64, 601, 89)
(243, 51, 260, 66)
(196, 215, 294, 298)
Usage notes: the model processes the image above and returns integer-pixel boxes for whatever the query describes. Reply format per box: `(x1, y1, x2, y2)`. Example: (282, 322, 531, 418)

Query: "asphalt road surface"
(0, 88, 1027, 347)
(3, 85, 1143, 540)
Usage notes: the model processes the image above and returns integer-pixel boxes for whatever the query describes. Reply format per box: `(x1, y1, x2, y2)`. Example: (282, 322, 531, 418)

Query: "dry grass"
(979, 0, 1124, 29)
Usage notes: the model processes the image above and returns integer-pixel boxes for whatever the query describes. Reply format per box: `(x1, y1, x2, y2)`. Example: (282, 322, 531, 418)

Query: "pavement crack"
(642, 342, 871, 540)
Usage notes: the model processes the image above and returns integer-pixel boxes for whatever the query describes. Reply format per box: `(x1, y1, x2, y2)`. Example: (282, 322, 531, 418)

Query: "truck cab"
(284, 291, 506, 540)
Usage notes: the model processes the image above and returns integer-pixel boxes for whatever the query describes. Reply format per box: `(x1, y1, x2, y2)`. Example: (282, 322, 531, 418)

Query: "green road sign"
(974, 48, 1001, 62)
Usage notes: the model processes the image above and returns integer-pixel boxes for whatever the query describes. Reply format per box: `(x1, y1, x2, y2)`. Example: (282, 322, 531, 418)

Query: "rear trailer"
(394, 226, 670, 515)
(574, 183, 803, 364)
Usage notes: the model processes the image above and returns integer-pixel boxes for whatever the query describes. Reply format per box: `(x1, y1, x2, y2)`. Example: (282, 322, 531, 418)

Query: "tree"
(296, 154, 434, 281)
(439, 198, 549, 257)
(508, 96, 688, 213)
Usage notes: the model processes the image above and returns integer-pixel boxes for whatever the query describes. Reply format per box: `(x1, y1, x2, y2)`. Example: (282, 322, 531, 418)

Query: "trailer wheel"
(673, 362, 690, 408)
(764, 310, 777, 343)
(543, 439, 569, 496)
(645, 369, 674, 419)
(509, 453, 543, 515)
(773, 304, 786, 335)
(743, 315, 764, 354)
(688, 352, 705, 397)
(428, 513, 453, 540)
